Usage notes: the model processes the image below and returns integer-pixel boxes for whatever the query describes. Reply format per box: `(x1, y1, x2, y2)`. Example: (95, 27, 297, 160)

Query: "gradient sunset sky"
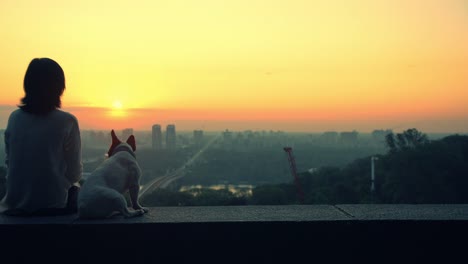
(1, 0, 467, 132)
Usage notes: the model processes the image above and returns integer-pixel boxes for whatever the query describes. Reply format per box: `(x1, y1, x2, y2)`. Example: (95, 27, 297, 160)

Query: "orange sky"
(0, 0, 467, 132)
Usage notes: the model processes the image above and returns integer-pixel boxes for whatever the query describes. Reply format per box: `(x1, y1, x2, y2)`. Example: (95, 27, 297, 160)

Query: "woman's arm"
(4, 129, 9, 168)
(64, 117, 82, 184)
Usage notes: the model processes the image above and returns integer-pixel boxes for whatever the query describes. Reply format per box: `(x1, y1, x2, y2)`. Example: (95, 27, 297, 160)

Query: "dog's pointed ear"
(107, 129, 122, 157)
(126, 135, 136, 152)
(111, 129, 121, 145)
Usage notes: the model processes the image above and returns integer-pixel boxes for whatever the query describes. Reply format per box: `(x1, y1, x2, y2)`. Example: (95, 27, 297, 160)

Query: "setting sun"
(112, 101, 123, 110)
(0, 0, 467, 132)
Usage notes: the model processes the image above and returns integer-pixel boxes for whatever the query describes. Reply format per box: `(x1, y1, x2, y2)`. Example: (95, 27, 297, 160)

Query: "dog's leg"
(114, 194, 145, 218)
(129, 186, 148, 213)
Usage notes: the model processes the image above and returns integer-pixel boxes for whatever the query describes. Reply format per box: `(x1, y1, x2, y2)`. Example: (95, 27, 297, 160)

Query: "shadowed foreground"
(1, 205, 467, 262)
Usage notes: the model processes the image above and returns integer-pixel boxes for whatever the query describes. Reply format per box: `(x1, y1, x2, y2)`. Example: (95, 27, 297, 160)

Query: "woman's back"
(3, 108, 82, 213)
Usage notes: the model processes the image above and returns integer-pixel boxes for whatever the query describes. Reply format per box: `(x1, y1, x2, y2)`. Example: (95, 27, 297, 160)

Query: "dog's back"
(77, 130, 147, 219)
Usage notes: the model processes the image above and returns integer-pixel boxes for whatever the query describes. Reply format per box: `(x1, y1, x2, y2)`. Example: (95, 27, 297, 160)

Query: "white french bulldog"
(78, 130, 148, 218)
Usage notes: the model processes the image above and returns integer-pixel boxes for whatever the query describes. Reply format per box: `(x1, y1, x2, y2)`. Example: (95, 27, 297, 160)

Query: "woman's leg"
(66, 184, 80, 213)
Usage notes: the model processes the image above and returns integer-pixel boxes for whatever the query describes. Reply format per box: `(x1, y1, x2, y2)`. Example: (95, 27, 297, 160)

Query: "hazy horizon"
(0, 104, 466, 133)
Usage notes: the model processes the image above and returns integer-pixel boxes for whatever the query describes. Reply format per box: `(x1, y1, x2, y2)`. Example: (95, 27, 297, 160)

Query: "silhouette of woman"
(1, 58, 82, 216)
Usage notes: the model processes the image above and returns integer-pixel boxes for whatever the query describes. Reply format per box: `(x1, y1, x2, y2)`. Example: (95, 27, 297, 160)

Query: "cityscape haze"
(1, 1, 468, 207)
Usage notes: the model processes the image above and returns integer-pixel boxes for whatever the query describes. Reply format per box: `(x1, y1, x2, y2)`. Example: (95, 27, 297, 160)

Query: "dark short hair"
(19, 58, 66, 114)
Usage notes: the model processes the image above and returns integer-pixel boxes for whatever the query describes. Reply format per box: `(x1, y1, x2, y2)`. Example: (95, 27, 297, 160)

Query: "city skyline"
(0, 104, 466, 133)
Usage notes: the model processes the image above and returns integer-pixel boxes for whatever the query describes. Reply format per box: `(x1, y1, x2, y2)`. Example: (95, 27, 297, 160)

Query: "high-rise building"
(321, 131, 339, 145)
(193, 130, 204, 146)
(166, 124, 176, 150)
(340, 131, 359, 146)
(223, 129, 232, 142)
(222, 129, 233, 148)
(152, 124, 162, 150)
(121, 128, 133, 140)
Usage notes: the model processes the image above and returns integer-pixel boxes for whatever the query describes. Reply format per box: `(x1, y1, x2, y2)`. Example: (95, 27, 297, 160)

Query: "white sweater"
(1, 109, 82, 213)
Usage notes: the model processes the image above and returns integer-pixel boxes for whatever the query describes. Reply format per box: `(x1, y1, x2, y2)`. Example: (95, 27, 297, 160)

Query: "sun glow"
(108, 100, 127, 118)
(0, 0, 467, 132)
(112, 100, 123, 110)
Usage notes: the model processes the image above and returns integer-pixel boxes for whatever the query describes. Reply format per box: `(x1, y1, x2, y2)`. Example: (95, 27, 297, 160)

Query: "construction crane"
(283, 147, 305, 204)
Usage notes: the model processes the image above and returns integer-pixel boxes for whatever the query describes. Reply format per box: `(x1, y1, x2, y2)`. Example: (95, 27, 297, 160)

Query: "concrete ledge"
(1, 205, 467, 262)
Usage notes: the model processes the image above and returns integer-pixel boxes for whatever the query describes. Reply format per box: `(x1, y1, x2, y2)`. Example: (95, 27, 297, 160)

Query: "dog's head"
(107, 129, 137, 158)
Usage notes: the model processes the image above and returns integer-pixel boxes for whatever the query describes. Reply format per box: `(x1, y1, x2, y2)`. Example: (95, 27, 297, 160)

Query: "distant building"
(234, 132, 245, 146)
(223, 129, 232, 141)
(166, 124, 176, 150)
(340, 131, 359, 146)
(193, 130, 204, 146)
(372, 129, 393, 143)
(152, 124, 162, 150)
(121, 128, 133, 140)
(222, 129, 233, 148)
(321, 131, 339, 145)
(97, 131, 107, 145)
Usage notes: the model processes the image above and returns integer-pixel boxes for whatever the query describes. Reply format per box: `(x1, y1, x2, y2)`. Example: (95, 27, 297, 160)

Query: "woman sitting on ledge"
(0, 58, 82, 216)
